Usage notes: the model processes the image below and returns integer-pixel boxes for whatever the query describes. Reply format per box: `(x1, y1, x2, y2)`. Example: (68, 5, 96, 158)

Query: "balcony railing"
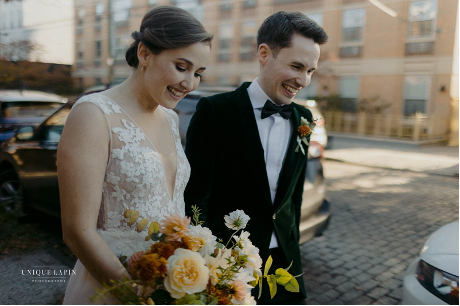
(323, 112, 448, 141)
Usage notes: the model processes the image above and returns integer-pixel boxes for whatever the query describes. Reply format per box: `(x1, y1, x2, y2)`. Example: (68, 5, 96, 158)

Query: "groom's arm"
(184, 98, 216, 225)
(292, 160, 307, 241)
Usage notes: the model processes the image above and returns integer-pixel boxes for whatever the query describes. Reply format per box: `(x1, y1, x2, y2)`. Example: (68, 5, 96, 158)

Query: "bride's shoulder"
(74, 92, 122, 116)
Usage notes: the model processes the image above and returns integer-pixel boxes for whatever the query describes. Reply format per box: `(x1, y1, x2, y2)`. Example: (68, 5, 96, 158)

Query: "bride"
(57, 6, 212, 304)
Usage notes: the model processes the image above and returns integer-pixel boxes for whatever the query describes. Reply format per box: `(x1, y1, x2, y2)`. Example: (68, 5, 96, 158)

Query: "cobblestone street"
(0, 157, 458, 305)
(300, 160, 459, 305)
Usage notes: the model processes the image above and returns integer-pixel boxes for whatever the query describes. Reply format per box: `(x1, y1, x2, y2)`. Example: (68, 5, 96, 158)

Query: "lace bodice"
(72, 93, 190, 257)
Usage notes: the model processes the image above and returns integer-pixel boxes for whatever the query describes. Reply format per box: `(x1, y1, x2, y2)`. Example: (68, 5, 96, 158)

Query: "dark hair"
(126, 6, 213, 68)
(257, 11, 328, 56)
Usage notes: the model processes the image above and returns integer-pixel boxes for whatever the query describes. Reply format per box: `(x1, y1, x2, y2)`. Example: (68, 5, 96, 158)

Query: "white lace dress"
(63, 93, 190, 304)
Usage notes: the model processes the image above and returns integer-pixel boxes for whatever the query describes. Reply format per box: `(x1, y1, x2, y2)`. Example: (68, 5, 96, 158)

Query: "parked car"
(0, 87, 330, 244)
(0, 90, 67, 142)
(402, 221, 459, 305)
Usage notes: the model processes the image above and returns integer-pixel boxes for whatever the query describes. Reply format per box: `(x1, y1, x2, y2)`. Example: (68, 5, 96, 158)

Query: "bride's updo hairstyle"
(126, 6, 213, 68)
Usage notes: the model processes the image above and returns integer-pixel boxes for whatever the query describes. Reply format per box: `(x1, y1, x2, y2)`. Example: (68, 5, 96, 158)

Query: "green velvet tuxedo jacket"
(184, 82, 313, 299)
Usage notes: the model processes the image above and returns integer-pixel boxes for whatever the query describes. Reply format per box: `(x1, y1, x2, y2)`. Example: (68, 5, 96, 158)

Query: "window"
(307, 13, 323, 27)
(77, 8, 85, 34)
(112, 0, 132, 26)
(114, 35, 131, 64)
(173, 0, 203, 21)
(218, 23, 233, 62)
(240, 21, 257, 61)
(339, 76, 360, 112)
(77, 42, 84, 67)
(404, 76, 430, 116)
(38, 106, 71, 143)
(95, 40, 102, 66)
(408, 0, 437, 39)
(342, 8, 365, 43)
(220, 0, 232, 11)
(242, 0, 256, 8)
(95, 3, 104, 31)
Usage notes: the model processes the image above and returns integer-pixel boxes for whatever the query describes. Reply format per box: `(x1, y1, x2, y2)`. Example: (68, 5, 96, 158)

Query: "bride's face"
(140, 42, 210, 110)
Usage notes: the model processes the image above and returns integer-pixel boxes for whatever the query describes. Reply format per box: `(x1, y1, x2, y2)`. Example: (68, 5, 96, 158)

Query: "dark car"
(0, 88, 330, 243)
(0, 90, 67, 142)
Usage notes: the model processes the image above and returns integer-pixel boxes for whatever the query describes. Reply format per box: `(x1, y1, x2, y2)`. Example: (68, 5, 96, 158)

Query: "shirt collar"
(247, 78, 272, 109)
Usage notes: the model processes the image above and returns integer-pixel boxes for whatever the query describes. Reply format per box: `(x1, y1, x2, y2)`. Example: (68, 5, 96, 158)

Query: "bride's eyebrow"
(176, 58, 206, 71)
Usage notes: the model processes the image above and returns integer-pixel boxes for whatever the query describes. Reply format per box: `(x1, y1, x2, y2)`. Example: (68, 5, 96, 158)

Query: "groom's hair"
(257, 11, 328, 57)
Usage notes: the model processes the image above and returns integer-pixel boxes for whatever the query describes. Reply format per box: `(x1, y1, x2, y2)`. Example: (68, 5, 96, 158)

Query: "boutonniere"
(295, 117, 318, 155)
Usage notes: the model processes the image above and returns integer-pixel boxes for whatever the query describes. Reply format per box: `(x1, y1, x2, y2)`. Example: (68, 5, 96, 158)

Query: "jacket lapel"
(234, 83, 272, 205)
(273, 107, 303, 210)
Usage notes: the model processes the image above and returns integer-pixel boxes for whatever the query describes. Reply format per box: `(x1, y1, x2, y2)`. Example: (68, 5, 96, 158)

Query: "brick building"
(72, 0, 459, 143)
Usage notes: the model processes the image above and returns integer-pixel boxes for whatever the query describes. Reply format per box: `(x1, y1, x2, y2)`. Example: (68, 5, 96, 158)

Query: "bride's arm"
(57, 102, 130, 285)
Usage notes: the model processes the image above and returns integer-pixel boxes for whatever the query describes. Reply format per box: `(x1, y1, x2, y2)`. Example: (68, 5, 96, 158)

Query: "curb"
(324, 156, 459, 178)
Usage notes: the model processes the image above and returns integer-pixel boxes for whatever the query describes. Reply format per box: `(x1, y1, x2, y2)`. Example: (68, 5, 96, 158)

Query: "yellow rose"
(164, 248, 209, 298)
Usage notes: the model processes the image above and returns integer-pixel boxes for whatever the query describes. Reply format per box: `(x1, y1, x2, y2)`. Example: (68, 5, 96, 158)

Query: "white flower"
(234, 267, 257, 289)
(234, 231, 262, 276)
(204, 249, 232, 286)
(164, 248, 209, 298)
(231, 292, 257, 305)
(188, 225, 218, 256)
(224, 210, 250, 230)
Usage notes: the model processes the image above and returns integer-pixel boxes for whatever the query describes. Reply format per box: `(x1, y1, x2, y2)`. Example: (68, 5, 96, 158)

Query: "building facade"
(72, 0, 459, 142)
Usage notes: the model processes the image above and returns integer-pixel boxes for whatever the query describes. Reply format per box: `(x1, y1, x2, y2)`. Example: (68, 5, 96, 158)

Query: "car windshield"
(1, 101, 63, 118)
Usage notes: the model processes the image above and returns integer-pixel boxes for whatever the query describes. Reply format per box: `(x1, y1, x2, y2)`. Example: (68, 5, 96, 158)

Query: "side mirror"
(16, 126, 34, 141)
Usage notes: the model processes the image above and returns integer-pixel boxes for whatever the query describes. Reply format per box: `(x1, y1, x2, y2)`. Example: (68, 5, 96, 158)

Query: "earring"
(140, 65, 144, 72)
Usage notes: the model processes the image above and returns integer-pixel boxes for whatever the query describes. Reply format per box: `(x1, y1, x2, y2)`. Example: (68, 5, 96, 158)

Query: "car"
(0, 87, 330, 244)
(0, 90, 67, 142)
(402, 221, 459, 305)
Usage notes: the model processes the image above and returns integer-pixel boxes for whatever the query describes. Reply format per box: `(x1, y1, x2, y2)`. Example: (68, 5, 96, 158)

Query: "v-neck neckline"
(100, 93, 178, 202)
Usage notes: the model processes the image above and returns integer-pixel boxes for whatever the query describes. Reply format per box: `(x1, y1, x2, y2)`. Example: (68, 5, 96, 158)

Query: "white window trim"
(406, 0, 438, 42)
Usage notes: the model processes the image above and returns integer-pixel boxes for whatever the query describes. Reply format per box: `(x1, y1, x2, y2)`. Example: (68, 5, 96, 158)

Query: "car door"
(14, 104, 71, 216)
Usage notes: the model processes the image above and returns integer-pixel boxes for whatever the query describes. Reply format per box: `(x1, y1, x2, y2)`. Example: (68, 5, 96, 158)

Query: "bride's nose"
(180, 73, 194, 92)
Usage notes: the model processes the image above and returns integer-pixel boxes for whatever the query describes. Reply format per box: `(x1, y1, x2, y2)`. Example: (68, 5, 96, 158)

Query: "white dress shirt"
(247, 78, 293, 249)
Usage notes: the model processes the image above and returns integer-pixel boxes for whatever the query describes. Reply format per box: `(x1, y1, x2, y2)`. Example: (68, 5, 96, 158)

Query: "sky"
(23, 0, 74, 64)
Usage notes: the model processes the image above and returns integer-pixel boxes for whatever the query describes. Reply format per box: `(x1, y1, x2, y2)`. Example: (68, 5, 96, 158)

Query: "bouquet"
(92, 206, 300, 304)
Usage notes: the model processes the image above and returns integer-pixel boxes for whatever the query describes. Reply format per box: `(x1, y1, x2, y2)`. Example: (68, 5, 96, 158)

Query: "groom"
(185, 11, 328, 304)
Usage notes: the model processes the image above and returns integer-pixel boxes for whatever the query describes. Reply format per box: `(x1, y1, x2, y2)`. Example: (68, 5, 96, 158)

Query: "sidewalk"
(324, 132, 459, 177)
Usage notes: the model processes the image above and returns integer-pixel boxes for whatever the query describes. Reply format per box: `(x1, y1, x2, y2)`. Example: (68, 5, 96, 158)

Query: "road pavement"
(300, 134, 459, 304)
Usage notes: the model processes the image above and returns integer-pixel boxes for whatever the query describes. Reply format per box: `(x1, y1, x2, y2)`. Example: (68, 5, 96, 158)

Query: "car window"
(37, 105, 71, 142)
(1, 101, 63, 118)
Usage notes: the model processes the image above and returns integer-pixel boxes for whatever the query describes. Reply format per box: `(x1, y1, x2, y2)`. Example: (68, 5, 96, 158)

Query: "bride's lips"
(167, 86, 187, 100)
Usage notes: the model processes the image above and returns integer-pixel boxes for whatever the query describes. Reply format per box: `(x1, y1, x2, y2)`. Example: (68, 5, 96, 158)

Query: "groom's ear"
(257, 43, 271, 66)
(137, 42, 151, 67)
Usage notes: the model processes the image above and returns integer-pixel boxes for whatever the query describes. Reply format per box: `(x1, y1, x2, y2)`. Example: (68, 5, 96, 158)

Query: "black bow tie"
(261, 100, 294, 120)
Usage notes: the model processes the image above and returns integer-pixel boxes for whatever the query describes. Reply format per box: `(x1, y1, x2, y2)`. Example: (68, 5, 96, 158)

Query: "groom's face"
(258, 34, 320, 106)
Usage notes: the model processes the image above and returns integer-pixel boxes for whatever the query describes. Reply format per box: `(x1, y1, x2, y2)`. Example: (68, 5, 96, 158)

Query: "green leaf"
(258, 274, 263, 299)
(284, 277, 300, 293)
(208, 297, 218, 305)
(264, 255, 273, 277)
(275, 268, 293, 285)
(268, 274, 277, 299)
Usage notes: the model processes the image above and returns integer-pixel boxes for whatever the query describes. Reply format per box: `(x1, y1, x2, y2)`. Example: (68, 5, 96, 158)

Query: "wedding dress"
(63, 93, 190, 304)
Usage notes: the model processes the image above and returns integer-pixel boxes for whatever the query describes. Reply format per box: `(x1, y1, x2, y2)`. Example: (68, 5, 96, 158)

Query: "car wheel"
(0, 170, 24, 216)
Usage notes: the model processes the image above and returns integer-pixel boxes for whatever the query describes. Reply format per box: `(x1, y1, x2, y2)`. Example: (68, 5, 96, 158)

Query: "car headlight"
(415, 260, 459, 304)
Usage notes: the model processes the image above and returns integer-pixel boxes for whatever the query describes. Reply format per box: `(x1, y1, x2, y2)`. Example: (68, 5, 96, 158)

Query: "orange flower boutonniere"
(295, 116, 318, 155)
